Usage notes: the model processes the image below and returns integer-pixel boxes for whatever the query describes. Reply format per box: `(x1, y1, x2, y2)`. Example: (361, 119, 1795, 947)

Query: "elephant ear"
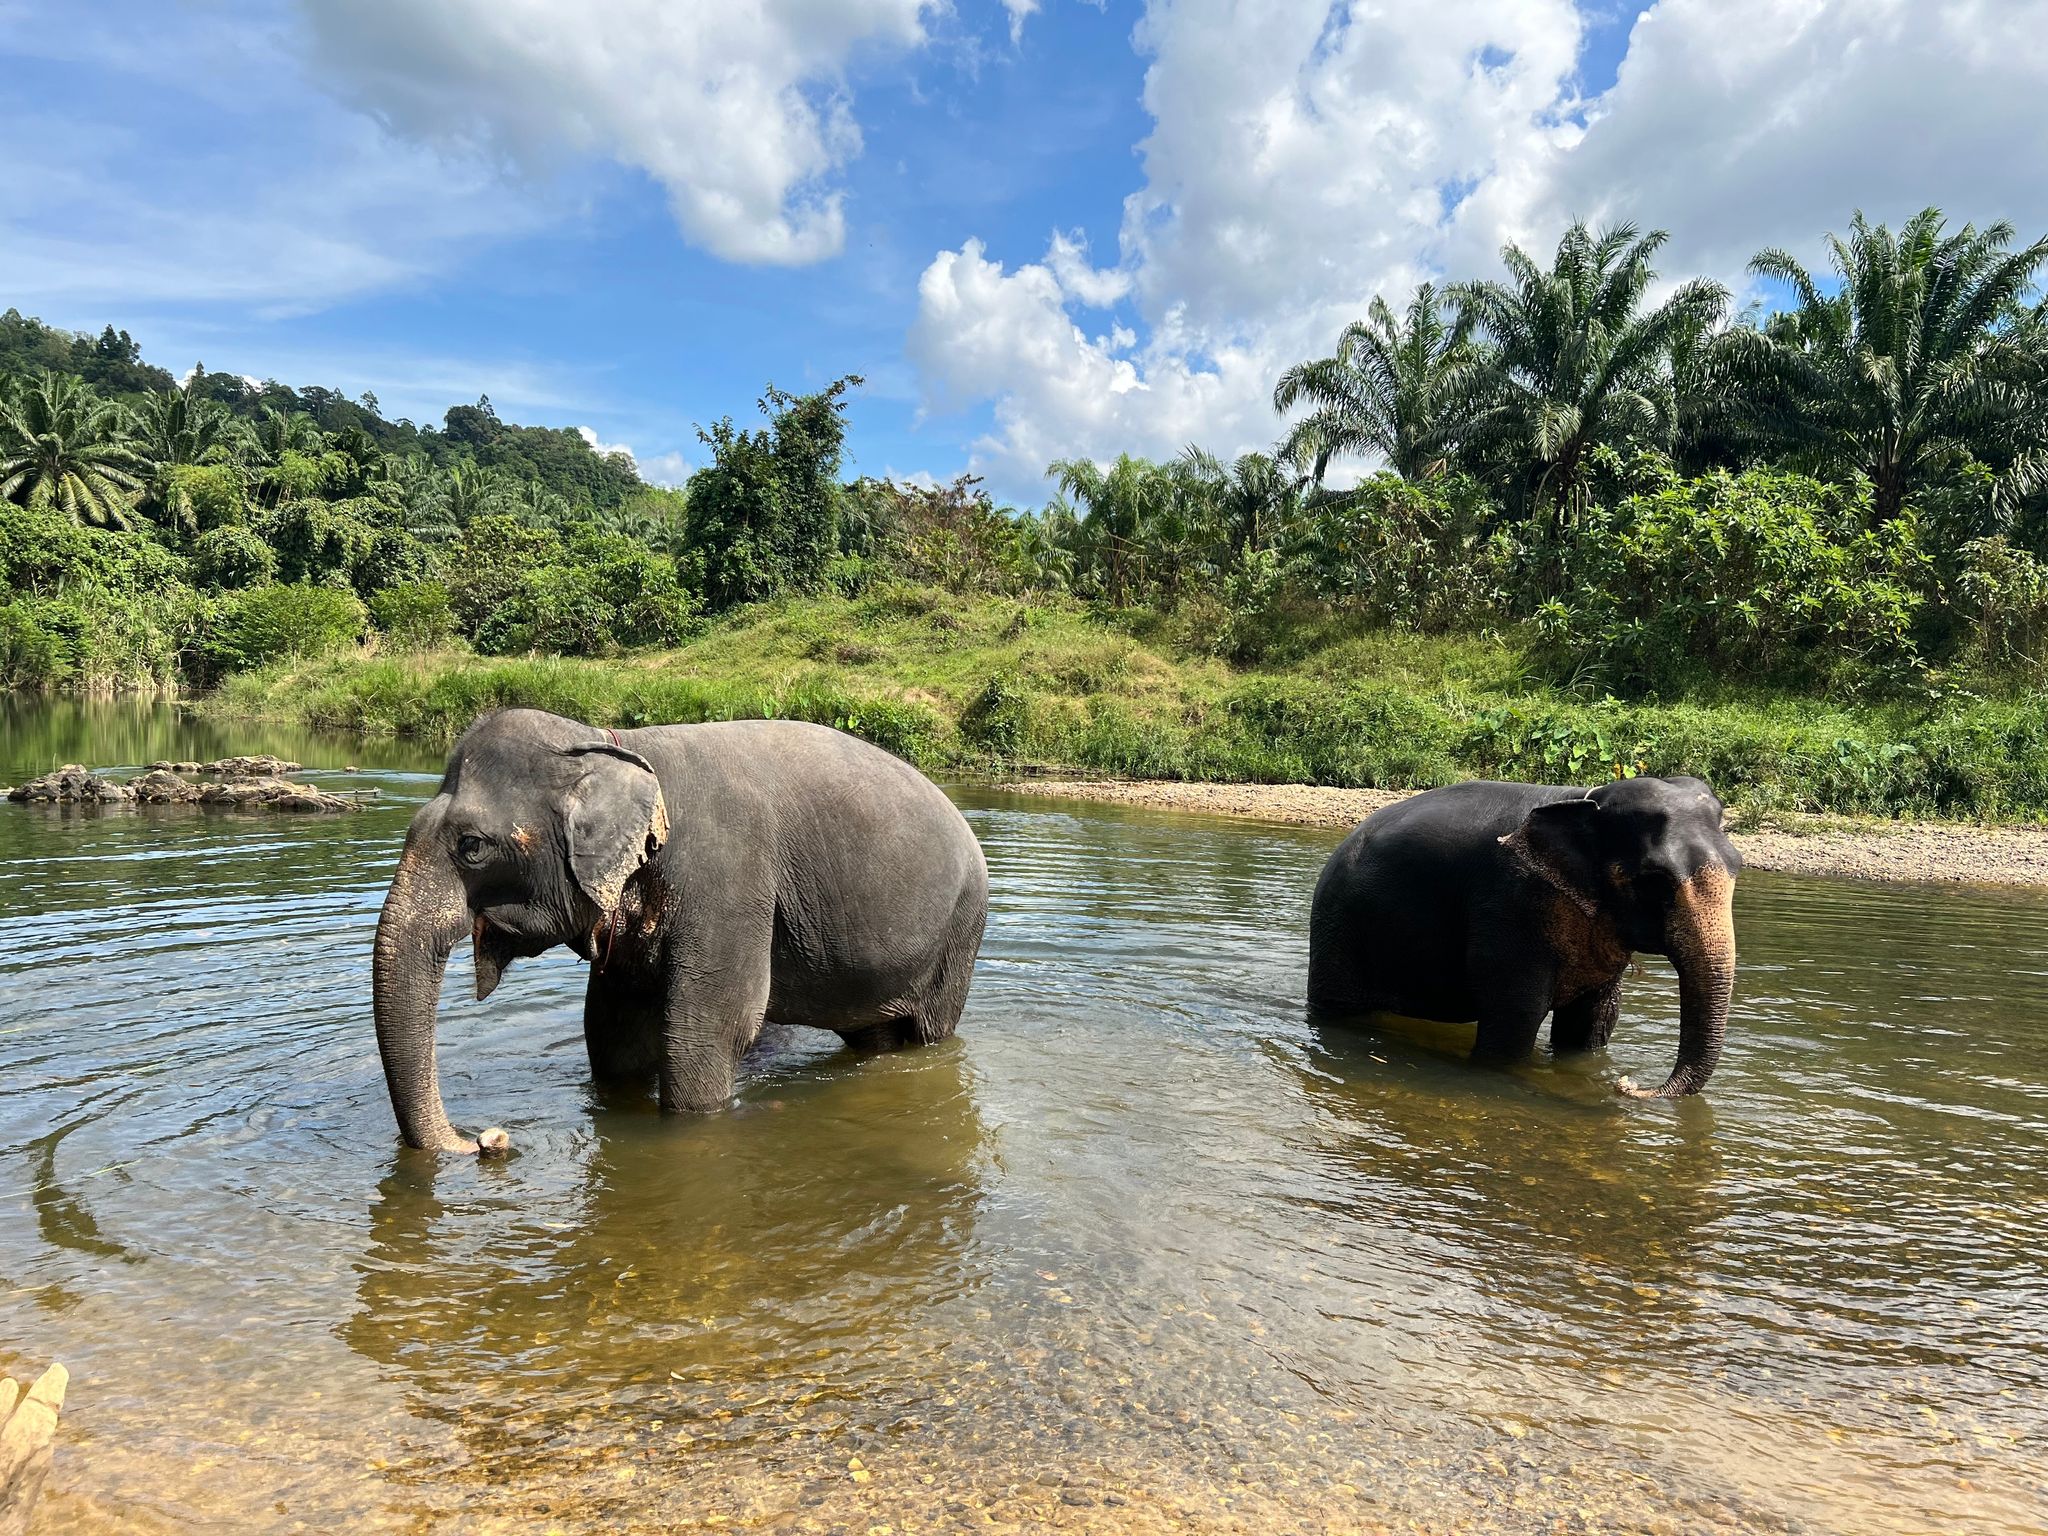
(1502, 796, 1606, 903)
(559, 742, 670, 914)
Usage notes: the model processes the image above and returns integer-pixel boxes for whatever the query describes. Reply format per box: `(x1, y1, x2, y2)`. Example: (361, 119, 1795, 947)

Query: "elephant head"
(372, 710, 669, 1152)
(1504, 775, 1741, 1098)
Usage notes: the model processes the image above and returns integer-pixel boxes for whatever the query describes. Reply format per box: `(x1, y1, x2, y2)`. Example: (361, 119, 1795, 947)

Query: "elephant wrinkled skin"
(1306, 775, 1741, 1097)
(372, 709, 989, 1152)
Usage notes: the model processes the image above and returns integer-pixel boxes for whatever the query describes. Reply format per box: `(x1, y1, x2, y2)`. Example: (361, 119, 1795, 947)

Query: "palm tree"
(1179, 447, 1302, 560)
(370, 453, 455, 542)
(1273, 284, 1478, 482)
(134, 386, 241, 535)
(249, 405, 325, 462)
(444, 462, 513, 526)
(1011, 505, 1078, 592)
(0, 371, 145, 529)
(1045, 453, 1173, 605)
(1453, 221, 1727, 522)
(1720, 207, 2048, 524)
(512, 477, 571, 529)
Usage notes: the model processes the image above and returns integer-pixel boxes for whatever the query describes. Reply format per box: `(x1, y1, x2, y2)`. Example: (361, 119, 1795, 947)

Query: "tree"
(683, 377, 860, 610)
(443, 462, 513, 526)
(1273, 284, 1478, 481)
(1179, 448, 1304, 562)
(0, 372, 145, 529)
(1721, 207, 2048, 525)
(371, 454, 456, 541)
(1453, 221, 1727, 523)
(135, 386, 242, 535)
(1044, 453, 1176, 605)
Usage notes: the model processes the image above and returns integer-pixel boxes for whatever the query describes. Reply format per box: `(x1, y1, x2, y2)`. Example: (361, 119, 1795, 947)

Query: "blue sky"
(3, 1, 2042, 504)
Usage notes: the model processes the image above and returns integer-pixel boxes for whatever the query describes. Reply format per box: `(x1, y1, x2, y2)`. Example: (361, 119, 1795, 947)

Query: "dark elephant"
(372, 709, 988, 1151)
(1306, 775, 1740, 1097)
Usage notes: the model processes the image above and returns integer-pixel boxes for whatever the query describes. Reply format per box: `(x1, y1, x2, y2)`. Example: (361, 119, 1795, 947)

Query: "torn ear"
(560, 744, 671, 914)
(1501, 796, 1605, 899)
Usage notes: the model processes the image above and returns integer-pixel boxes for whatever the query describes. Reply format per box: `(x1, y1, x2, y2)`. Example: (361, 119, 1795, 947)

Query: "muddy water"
(1, 700, 2044, 1534)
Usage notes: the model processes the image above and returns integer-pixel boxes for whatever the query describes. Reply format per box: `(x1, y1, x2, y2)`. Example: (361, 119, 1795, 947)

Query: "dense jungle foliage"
(7, 207, 2048, 814)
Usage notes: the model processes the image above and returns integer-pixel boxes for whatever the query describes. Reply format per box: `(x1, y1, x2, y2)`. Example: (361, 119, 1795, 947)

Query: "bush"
(353, 527, 439, 596)
(1951, 536, 2048, 676)
(257, 499, 375, 585)
(165, 462, 247, 530)
(959, 670, 1034, 758)
(192, 525, 278, 589)
(1539, 468, 1926, 693)
(1290, 474, 1515, 633)
(369, 581, 458, 649)
(204, 583, 366, 675)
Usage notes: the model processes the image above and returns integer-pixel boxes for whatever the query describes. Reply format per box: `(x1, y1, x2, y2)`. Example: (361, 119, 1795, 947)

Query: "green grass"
(211, 585, 2048, 823)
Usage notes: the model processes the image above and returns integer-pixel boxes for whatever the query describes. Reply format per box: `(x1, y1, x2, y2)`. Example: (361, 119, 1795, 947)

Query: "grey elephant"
(1307, 775, 1740, 1097)
(372, 708, 989, 1152)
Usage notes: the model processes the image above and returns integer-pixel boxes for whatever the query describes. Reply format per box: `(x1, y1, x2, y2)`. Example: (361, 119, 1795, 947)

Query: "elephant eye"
(455, 833, 489, 865)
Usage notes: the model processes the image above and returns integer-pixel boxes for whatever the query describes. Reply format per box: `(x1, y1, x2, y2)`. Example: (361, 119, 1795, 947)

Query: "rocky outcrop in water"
(148, 755, 303, 777)
(0, 1362, 65, 1536)
(7, 762, 369, 813)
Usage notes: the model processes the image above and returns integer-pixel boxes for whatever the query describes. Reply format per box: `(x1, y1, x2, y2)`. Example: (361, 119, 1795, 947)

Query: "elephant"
(372, 708, 989, 1151)
(1306, 774, 1740, 1097)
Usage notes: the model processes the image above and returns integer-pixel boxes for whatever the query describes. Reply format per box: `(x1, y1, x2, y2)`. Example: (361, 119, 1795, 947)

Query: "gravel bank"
(1006, 779, 2048, 888)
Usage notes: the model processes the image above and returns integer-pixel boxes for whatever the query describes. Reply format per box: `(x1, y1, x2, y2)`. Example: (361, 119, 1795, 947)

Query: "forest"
(6, 207, 2048, 815)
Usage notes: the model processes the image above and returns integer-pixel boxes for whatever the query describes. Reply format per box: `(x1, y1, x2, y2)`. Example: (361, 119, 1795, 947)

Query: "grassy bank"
(213, 587, 2048, 823)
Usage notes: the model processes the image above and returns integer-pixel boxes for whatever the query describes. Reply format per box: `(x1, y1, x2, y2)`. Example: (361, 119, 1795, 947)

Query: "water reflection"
(1290, 1013, 1728, 1375)
(346, 1038, 991, 1503)
(1, 714, 2045, 1534)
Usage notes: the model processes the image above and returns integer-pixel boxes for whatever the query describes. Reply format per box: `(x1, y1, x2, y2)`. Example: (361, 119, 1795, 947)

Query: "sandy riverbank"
(1005, 779, 2048, 887)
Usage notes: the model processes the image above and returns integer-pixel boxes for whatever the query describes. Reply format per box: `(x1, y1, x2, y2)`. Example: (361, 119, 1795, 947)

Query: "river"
(1, 699, 2044, 1533)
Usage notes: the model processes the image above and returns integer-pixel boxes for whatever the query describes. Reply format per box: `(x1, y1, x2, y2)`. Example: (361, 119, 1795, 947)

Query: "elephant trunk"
(1622, 864, 1737, 1099)
(372, 816, 477, 1153)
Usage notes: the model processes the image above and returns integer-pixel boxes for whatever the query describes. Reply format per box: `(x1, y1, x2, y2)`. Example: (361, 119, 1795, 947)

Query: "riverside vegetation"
(7, 208, 2048, 821)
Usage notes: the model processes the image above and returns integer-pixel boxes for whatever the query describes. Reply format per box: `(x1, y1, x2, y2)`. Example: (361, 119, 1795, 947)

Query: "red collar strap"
(602, 726, 621, 747)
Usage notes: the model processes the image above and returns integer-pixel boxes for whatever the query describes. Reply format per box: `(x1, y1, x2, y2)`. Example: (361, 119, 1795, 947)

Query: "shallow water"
(1, 701, 2045, 1533)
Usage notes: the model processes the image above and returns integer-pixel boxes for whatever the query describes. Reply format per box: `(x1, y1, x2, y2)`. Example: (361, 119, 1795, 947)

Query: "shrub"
(1951, 536, 2048, 676)
(257, 499, 375, 585)
(204, 583, 366, 675)
(165, 462, 248, 530)
(369, 581, 458, 649)
(959, 670, 1034, 758)
(192, 525, 277, 589)
(1539, 468, 1927, 693)
(352, 527, 438, 595)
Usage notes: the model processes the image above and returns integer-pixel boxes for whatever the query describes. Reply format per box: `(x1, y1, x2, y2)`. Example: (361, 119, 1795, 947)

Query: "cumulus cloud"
(576, 425, 635, 461)
(637, 450, 693, 488)
(911, 0, 2048, 492)
(297, 0, 937, 265)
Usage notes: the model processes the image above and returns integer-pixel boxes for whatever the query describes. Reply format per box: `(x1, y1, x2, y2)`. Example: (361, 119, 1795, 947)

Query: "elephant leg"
(1551, 980, 1622, 1055)
(583, 967, 663, 1084)
(1466, 937, 1554, 1067)
(658, 949, 773, 1114)
(1471, 1006, 1546, 1065)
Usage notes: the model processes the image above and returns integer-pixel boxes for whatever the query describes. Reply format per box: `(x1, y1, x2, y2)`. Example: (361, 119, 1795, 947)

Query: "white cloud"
(913, 0, 1585, 488)
(0, 8, 546, 317)
(1491, 0, 2048, 284)
(1002, 0, 1041, 45)
(911, 0, 2048, 494)
(638, 450, 693, 489)
(297, 0, 937, 266)
(577, 425, 635, 461)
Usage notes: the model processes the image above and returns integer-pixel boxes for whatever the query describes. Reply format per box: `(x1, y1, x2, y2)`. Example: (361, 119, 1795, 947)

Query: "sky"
(4, 0, 2046, 504)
